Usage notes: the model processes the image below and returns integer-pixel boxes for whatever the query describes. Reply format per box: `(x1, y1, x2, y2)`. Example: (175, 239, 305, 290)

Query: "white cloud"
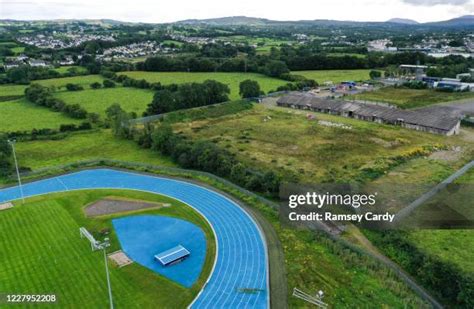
(401, 0, 471, 6)
(0, 0, 473, 23)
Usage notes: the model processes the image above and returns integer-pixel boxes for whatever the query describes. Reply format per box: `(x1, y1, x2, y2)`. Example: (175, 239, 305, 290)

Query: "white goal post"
(79, 227, 101, 251)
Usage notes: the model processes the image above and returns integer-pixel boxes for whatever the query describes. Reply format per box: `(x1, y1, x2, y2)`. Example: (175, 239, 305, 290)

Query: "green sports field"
(292, 69, 372, 84)
(0, 190, 215, 308)
(0, 98, 82, 132)
(119, 71, 288, 100)
(54, 87, 154, 117)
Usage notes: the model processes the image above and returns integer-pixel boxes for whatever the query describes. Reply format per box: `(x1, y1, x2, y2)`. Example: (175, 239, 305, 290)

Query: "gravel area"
(84, 198, 170, 217)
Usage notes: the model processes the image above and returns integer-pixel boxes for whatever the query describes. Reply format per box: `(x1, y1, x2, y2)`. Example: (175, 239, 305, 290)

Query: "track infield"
(0, 168, 269, 308)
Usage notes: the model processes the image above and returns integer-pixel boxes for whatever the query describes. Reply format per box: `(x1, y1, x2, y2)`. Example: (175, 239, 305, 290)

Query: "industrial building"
(277, 92, 462, 136)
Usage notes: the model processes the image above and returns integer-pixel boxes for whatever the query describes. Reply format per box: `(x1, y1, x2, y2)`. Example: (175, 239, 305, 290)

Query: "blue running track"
(0, 169, 269, 308)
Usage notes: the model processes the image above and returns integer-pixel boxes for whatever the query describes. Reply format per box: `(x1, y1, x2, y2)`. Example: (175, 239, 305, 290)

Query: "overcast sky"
(1, 0, 473, 23)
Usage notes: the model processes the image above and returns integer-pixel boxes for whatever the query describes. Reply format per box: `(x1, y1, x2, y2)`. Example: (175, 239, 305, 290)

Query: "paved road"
(0, 169, 269, 308)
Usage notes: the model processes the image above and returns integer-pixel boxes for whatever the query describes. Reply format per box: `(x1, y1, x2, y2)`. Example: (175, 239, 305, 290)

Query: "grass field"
(119, 71, 288, 100)
(0, 190, 215, 308)
(407, 230, 474, 272)
(15, 130, 175, 170)
(53, 66, 89, 74)
(11, 46, 25, 54)
(36, 75, 105, 90)
(171, 104, 470, 183)
(0, 84, 28, 97)
(0, 84, 28, 102)
(404, 167, 474, 273)
(0, 75, 106, 101)
(0, 98, 82, 132)
(292, 69, 372, 84)
(54, 87, 154, 117)
(351, 87, 474, 109)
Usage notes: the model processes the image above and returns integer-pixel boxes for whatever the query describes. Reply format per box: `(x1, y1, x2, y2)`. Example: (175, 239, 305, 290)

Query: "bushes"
(402, 81, 428, 90)
(368, 231, 474, 308)
(103, 80, 116, 88)
(6, 66, 61, 84)
(135, 124, 280, 196)
(90, 82, 102, 89)
(59, 122, 92, 132)
(65, 83, 84, 91)
(25, 84, 89, 119)
(0, 134, 12, 176)
(2, 123, 92, 143)
(239, 80, 262, 98)
(276, 78, 318, 92)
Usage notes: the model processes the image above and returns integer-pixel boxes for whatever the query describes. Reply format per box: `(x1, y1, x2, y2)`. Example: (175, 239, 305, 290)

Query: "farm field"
(0, 75, 106, 100)
(14, 130, 176, 170)
(170, 104, 471, 184)
(36, 75, 105, 90)
(0, 189, 215, 308)
(54, 87, 154, 117)
(119, 71, 288, 100)
(351, 87, 474, 109)
(0, 84, 28, 101)
(292, 69, 372, 84)
(53, 66, 89, 74)
(0, 98, 82, 132)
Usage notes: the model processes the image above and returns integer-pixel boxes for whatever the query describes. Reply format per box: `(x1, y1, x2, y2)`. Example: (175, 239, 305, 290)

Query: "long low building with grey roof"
(276, 92, 462, 136)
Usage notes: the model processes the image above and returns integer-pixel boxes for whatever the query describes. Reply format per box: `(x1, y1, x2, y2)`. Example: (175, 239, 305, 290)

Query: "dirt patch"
(0, 202, 13, 211)
(108, 250, 133, 268)
(84, 197, 170, 217)
(429, 146, 463, 162)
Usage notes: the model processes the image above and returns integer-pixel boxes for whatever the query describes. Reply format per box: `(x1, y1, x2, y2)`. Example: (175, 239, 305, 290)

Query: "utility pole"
(99, 238, 113, 309)
(7, 139, 24, 203)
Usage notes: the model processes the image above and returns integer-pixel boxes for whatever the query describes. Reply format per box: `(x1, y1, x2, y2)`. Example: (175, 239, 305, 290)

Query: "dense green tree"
(90, 82, 102, 89)
(65, 83, 84, 91)
(369, 70, 382, 79)
(105, 104, 131, 138)
(239, 80, 262, 98)
(103, 80, 116, 88)
(0, 135, 12, 176)
(145, 89, 177, 116)
(263, 60, 289, 77)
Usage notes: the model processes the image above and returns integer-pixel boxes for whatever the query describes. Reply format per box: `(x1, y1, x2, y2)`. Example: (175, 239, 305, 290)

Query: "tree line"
(0, 135, 12, 176)
(25, 84, 89, 119)
(143, 80, 231, 116)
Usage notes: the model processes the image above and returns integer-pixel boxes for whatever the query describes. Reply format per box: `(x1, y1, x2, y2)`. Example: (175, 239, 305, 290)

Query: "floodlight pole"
(101, 239, 114, 309)
(8, 139, 24, 203)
